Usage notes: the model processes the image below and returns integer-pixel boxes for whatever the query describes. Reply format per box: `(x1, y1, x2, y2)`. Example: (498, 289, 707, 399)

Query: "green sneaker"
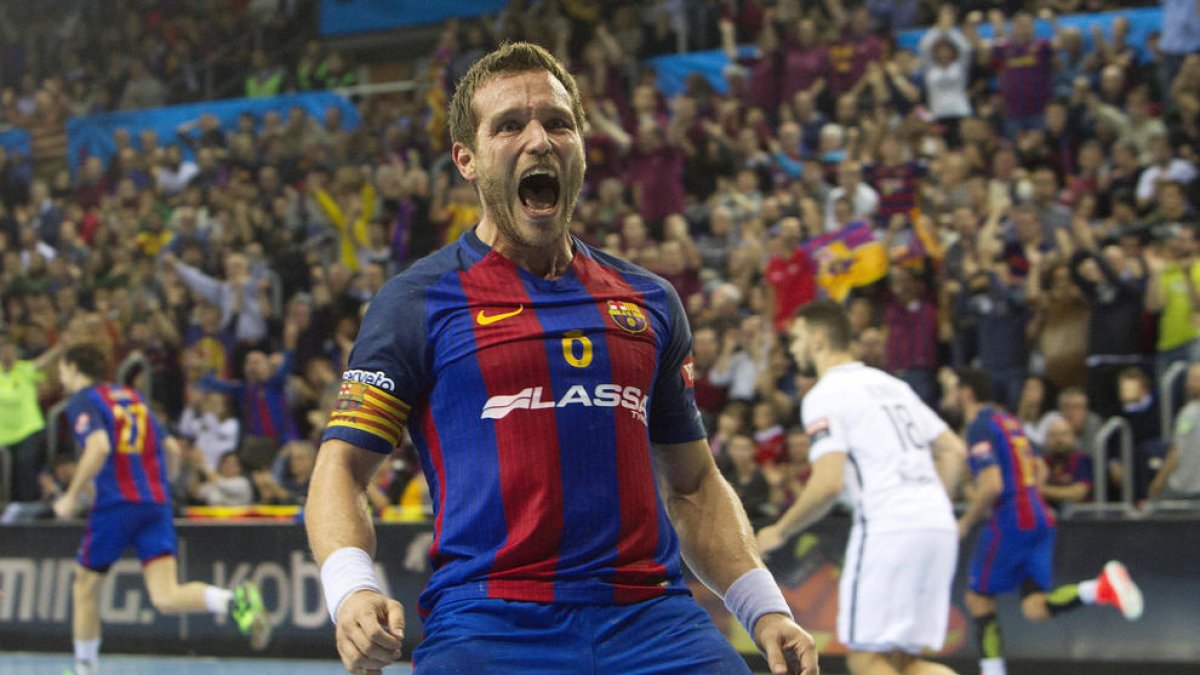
(230, 581, 272, 650)
(63, 661, 96, 675)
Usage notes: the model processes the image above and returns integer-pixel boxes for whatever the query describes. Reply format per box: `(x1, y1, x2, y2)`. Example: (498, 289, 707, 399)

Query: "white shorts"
(837, 526, 957, 653)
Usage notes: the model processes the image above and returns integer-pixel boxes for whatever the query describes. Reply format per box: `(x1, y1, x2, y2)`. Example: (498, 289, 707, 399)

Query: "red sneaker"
(1096, 560, 1143, 620)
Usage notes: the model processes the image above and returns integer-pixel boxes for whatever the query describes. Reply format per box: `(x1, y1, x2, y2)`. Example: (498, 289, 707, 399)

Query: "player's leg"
(136, 504, 272, 649)
(142, 555, 221, 613)
(887, 652, 959, 675)
(846, 650, 901, 675)
(964, 591, 1004, 675)
(1020, 558, 1144, 622)
(965, 523, 1019, 675)
(69, 505, 132, 675)
(69, 565, 105, 675)
(1039, 531, 1145, 620)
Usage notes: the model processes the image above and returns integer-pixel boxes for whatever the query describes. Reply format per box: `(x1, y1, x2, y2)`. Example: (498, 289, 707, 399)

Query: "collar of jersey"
(461, 226, 591, 293)
(828, 360, 865, 373)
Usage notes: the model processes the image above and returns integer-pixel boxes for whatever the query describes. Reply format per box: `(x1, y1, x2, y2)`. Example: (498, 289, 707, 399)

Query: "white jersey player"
(758, 300, 967, 675)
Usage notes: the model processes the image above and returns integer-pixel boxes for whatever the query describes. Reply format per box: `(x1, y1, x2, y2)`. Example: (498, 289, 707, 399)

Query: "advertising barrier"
(1, 516, 1197, 665)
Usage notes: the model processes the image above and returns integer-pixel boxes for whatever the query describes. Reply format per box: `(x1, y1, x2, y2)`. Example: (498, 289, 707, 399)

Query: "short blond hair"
(448, 41, 586, 151)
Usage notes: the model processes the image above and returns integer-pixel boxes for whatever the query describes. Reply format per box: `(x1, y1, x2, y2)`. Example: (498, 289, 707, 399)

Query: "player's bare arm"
(929, 429, 968, 499)
(653, 439, 819, 675)
(756, 452, 844, 554)
(958, 464, 1003, 539)
(53, 429, 110, 519)
(307, 439, 405, 674)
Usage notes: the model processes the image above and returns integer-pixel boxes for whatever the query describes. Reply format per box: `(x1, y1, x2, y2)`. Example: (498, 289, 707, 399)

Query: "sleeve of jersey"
(966, 419, 999, 475)
(321, 277, 428, 455)
(802, 392, 848, 462)
(68, 396, 105, 449)
(647, 281, 707, 445)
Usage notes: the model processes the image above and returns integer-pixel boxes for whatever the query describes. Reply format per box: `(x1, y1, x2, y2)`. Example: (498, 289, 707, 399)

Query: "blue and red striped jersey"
(322, 229, 706, 614)
(200, 351, 297, 443)
(865, 161, 927, 223)
(966, 406, 1055, 532)
(67, 384, 171, 510)
(994, 40, 1054, 119)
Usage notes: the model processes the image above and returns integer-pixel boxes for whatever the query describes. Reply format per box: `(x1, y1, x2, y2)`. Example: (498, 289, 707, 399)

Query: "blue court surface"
(0, 654, 410, 675)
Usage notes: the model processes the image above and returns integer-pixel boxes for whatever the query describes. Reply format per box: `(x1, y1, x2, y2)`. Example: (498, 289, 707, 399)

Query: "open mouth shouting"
(518, 167, 560, 218)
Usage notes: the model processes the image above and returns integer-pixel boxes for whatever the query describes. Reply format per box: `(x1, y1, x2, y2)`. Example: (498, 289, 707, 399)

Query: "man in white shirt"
(759, 300, 966, 675)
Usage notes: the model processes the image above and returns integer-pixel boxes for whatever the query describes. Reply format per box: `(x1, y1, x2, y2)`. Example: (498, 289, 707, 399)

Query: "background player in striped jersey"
(952, 368, 1143, 675)
(52, 342, 271, 675)
(306, 42, 818, 675)
(759, 300, 966, 675)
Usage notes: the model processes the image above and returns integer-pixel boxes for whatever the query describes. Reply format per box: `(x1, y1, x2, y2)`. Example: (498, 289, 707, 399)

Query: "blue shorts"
(968, 521, 1055, 596)
(78, 502, 177, 572)
(413, 593, 751, 674)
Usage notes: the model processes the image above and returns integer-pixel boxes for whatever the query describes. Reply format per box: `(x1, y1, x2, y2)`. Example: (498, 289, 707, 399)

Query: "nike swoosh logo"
(476, 305, 524, 326)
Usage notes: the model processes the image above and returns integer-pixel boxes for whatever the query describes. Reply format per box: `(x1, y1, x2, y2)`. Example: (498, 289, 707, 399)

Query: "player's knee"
(1020, 595, 1051, 622)
(146, 586, 181, 614)
(846, 651, 885, 673)
(963, 590, 995, 617)
(73, 568, 102, 597)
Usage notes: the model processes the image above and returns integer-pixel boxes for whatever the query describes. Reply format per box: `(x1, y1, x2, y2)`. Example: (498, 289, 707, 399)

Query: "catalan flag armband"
(324, 381, 411, 453)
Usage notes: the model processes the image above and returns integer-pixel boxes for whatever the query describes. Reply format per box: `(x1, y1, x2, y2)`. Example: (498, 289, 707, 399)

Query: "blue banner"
(0, 128, 31, 156)
(897, 7, 1163, 63)
(66, 92, 361, 173)
(320, 0, 508, 36)
(646, 47, 756, 99)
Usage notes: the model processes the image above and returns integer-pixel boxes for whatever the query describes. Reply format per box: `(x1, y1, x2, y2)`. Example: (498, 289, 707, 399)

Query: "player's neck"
(476, 222, 574, 279)
(814, 350, 855, 378)
(963, 401, 984, 422)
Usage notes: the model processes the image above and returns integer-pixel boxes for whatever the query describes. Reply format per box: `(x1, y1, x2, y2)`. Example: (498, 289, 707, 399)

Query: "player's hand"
(753, 613, 819, 675)
(756, 524, 786, 554)
(334, 590, 405, 674)
(52, 494, 77, 520)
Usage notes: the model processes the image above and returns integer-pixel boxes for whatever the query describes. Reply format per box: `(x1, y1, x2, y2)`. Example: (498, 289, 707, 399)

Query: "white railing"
(1092, 416, 1135, 506)
(1160, 360, 1189, 439)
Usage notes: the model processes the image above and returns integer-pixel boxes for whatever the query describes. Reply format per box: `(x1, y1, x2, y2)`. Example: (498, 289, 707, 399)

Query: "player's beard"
(476, 152, 585, 250)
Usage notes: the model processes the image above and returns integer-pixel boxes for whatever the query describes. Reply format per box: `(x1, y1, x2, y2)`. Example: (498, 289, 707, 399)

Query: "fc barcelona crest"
(607, 300, 647, 333)
(335, 382, 367, 412)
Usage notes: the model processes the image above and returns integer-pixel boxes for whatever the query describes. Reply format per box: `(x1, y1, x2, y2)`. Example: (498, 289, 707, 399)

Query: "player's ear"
(451, 142, 476, 181)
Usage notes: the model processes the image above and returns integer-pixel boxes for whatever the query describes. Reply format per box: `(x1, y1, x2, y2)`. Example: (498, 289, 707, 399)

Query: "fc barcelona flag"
(802, 221, 889, 302)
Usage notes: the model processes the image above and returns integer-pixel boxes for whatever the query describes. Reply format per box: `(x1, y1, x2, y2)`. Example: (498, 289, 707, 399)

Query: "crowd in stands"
(1, 0, 1200, 525)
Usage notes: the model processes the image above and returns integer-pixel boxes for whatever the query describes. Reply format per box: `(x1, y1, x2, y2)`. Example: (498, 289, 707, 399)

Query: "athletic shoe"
(1096, 560, 1144, 621)
(63, 661, 96, 675)
(230, 581, 273, 650)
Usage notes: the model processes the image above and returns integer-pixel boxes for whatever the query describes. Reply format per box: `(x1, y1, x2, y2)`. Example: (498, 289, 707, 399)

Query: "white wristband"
(320, 547, 383, 624)
(723, 567, 793, 637)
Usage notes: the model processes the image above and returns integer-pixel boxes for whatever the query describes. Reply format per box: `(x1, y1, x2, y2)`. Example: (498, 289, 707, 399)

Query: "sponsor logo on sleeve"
(342, 369, 396, 391)
(970, 441, 993, 458)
